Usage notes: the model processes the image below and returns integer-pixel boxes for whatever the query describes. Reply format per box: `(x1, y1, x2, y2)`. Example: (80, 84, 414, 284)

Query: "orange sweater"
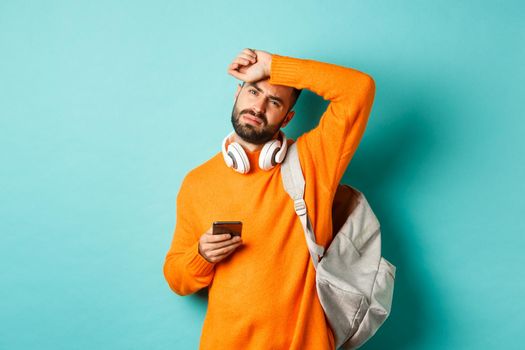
(163, 54, 375, 349)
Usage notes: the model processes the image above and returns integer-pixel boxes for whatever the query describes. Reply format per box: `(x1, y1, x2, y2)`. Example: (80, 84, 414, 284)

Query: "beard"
(230, 101, 284, 145)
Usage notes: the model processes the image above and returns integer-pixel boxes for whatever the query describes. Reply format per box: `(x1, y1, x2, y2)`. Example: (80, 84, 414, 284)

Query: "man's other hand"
(198, 226, 243, 263)
(227, 48, 272, 83)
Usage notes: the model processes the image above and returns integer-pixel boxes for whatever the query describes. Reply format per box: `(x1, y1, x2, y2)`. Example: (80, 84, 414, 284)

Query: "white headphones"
(221, 130, 288, 174)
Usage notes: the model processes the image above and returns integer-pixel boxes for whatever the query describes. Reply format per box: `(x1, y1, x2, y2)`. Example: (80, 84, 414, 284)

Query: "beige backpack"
(281, 143, 396, 349)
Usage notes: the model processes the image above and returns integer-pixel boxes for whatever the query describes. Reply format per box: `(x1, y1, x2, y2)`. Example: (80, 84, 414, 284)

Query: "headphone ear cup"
(228, 142, 250, 174)
(224, 152, 234, 168)
(222, 132, 234, 168)
(274, 132, 288, 164)
(259, 139, 281, 171)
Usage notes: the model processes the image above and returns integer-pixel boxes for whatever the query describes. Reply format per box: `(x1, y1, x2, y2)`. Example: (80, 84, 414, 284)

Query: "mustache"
(240, 109, 267, 125)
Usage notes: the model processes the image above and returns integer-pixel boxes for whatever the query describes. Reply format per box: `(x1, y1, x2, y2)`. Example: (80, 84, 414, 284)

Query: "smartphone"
(212, 221, 242, 237)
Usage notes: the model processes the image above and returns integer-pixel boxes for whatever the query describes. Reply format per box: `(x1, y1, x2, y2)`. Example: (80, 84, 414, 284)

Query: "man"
(163, 48, 376, 349)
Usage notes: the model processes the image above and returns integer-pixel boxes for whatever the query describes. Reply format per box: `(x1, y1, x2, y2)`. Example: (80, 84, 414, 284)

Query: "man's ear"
(234, 83, 242, 101)
(281, 110, 295, 128)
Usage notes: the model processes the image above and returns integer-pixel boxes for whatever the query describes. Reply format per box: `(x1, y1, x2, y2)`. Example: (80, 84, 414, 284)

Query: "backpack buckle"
(293, 199, 307, 216)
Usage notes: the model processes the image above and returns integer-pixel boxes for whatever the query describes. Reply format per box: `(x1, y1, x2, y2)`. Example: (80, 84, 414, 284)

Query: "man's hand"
(198, 226, 243, 263)
(227, 48, 272, 83)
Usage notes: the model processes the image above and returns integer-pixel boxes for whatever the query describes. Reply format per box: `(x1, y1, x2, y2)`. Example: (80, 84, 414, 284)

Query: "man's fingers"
(227, 48, 257, 78)
(227, 67, 245, 80)
(206, 249, 238, 263)
(239, 52, 256, 63)
(234, 57, 252, 66)
(207, 241, 243, 258)
(206, 233, 232, 242)
(242, 48, 257, 59)
(227, 48, 268, 82)
(207, 237, 242, 250)
(228, 62, 241, 72)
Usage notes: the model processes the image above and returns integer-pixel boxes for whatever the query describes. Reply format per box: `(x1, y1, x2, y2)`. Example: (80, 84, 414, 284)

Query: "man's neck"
(231, 132, 279, 153)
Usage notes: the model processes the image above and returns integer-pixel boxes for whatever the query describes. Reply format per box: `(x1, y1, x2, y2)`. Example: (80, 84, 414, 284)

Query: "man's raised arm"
(229, 49, 375, 191)
(269, 54, 376, 192)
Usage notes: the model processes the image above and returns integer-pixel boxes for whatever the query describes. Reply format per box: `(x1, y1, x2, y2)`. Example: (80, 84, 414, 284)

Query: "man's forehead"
(246, 79, 293, 99)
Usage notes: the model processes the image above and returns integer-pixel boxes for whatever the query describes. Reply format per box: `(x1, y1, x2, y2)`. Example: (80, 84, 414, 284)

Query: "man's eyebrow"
(247, 83, 285, 105)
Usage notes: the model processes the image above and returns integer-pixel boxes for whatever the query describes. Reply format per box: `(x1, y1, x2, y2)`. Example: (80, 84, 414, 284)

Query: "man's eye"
(271, 101, 280, 107)
(249, 89, 257, 95)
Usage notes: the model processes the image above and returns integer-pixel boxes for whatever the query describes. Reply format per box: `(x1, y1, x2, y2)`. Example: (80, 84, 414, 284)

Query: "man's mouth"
(242, 113, 263, 126)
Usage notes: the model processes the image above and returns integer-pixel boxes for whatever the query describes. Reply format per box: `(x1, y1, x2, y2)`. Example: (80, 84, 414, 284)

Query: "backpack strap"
(281, 142, 325, 269)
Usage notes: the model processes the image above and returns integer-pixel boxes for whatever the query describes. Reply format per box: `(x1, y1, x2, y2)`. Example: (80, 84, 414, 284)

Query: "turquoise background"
(1, 1, 524, 349)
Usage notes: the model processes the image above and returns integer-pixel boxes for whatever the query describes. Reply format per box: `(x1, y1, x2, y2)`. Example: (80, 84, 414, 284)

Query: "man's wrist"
(253, 49, 272, 79)
(264, 53, 273, 78)
(197, 242, 207, 260)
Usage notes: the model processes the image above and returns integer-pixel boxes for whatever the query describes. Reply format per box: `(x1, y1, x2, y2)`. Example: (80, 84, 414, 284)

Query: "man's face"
(231, 79, 295, 145)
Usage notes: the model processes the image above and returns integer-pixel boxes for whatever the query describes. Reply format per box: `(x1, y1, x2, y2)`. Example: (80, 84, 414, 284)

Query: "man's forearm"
(268, 54, 375, 108)
(164, 240, 216, 296)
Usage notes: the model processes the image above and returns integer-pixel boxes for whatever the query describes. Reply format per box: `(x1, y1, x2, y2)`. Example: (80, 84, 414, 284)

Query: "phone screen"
(212, 221, 242, 237)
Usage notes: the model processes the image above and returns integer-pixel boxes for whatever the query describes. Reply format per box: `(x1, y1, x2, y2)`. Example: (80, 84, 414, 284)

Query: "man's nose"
(252, 96, 266, 114)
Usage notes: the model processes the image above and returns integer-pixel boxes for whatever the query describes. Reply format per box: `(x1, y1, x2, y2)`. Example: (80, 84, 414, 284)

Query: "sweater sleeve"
(163, 175, 216, 296)
(269, 54, 376, 192)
